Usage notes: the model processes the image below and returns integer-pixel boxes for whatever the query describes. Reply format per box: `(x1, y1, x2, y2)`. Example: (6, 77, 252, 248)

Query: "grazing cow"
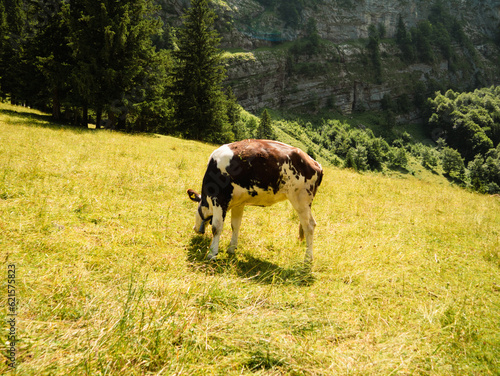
(187, 139, 323, 263)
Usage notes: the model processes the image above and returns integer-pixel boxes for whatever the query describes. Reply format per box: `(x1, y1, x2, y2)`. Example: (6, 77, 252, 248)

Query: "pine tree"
(0, 1, 9, 97)
(0, 0, 27, 102)
(396, 15, 415, 63)
(367, 24, 382, 83)
(30, 1, 73, 119)
(225, 87, 240, 127)
(172, 0, 232, 143)
(256, 109, 275, 140)
(396, 15, 406, 46)
(67, 0, 160, 128)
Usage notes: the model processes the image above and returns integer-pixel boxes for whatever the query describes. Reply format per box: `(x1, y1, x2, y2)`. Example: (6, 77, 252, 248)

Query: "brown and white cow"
(187, 139, 323, 263)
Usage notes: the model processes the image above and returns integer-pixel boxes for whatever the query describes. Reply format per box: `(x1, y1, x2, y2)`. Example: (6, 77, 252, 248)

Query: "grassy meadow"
(1, 103, 500, 375)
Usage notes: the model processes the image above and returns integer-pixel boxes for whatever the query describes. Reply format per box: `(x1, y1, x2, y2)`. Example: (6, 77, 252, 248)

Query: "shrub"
(390, 147, 409, 169)
(345, 146, 369, 171)
(421, 147, 439, 169)
(442, 147, 465, 179)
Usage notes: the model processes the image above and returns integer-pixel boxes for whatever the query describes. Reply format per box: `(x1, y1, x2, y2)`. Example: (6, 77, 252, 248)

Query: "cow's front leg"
(228, 205, 244, 254)
(207, 205, 224, 260)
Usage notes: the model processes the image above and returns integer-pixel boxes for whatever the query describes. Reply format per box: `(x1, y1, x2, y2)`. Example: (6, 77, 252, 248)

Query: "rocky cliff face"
(163, 0, 500, 116)
(217, 0, 500, 46)
(225, 42, 456, 116)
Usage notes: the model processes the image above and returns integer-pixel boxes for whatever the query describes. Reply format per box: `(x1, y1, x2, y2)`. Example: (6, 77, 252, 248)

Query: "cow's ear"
(187, 189, 201, 202)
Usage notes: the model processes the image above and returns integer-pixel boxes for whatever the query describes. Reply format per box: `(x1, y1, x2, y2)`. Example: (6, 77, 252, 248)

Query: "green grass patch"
(1, 103, 499, 374)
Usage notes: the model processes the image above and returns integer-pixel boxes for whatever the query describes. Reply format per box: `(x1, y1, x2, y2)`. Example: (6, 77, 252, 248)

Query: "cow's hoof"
(303, 257, 313, 266)
(206, 253, 218, 261)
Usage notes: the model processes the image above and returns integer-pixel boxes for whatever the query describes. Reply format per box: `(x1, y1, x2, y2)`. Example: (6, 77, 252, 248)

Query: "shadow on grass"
(0, 107, 91, 132)
(443, 172, 467, 187)
(1, 107, 162, 137)
(422, 163, 440, 175)
(186, 235, 315, 286)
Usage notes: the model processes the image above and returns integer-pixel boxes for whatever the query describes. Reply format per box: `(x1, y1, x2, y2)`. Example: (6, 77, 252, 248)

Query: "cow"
(187, 139, 323, 263)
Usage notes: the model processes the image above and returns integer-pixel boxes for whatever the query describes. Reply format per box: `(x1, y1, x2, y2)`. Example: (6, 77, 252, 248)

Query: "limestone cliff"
(216, 0, 500, 46)
(162, 0, 500, 115)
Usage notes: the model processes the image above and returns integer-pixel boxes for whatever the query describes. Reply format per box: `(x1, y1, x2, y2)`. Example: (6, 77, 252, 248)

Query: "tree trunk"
(52, 87, 61, 121)
(108, 111, 116, 130)
(118, 113, 126, 130)
(82, 105, 88, 128)
(96, 108, 102, 129)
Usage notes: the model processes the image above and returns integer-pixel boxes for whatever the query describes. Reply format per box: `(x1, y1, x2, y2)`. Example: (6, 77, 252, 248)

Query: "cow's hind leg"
(289, 193, 316, 263)
(228, 205, 244, 254)
(299, 209, 316, 263)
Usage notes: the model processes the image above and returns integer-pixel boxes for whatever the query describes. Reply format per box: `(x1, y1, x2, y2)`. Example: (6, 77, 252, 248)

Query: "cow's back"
(210, 140, 322, 207)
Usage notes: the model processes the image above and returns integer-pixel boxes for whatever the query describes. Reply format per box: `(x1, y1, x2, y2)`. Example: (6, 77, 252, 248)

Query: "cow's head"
(187, 189, 212, 234)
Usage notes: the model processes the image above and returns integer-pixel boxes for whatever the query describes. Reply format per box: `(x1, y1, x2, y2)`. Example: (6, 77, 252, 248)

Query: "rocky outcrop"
(225, 39, 499, 116)
(162, 0, 500, 115)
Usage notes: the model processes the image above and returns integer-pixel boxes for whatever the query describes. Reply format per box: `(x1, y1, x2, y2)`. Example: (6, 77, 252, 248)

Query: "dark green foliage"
(278, 0, 303, 27)
(397, 94, 412, 114)
(432, 22, 452, 60)
(152, 21, 175, 51)
(345, 146, 368, 171)
(428, 87, 499, 161)
(1, 0, 165, 130)
(390, 147, 409, 169)
(441, 147, 465, 179)
(396, 6, 473, 68)
(289, 18, 321, 57)
(412, 21, 435, 64)
(255, 0, 276, 6)
(246, 117, 258, 137)
(420, 147, 439, 169)
(225, 87, 246, 140)
(68, 0, 162, 128)
(25, 1, 74, 119)
(318, 120, 393, 171)
(381, 94, 395, 112)
(0, 0, 31, 103)
(496, 23, 500, 48)
(366, 24, 382, 83)
(256, 109, 275, 140)
(129, 50, 174, 133)
(305, 18, 320, 53)
(467, 146, 500, 193)
(225, 87, 241, 128)
(377, 23, 386, 39)
(396, 15, 416, 63)
(172, 0, 232, 143)
(429, 87, 500, 193)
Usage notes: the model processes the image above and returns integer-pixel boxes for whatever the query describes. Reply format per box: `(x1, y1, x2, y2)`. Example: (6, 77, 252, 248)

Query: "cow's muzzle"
(197, 215, 213, 234)
(195, 210, 213, 234)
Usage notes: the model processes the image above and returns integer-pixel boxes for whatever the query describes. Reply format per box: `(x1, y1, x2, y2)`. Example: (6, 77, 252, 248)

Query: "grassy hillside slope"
(1, 103, 499, 375)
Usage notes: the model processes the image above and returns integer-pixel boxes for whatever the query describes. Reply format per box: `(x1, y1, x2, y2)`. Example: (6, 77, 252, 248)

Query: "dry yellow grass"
(1, 103, 499, 375)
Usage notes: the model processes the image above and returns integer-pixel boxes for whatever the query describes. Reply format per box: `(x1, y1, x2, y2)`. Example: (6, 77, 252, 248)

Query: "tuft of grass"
(1, 103, 499, 375)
